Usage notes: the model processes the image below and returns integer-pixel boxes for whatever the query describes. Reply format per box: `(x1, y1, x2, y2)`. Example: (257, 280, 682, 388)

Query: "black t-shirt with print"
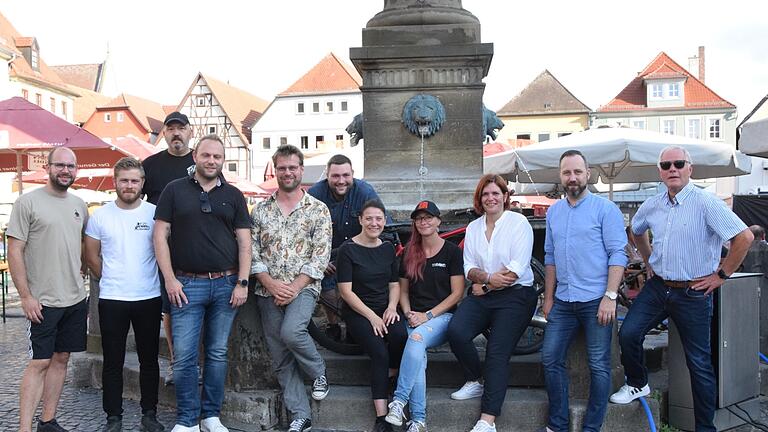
(336, 239, 399, 314)
(142, 150, 195, 205)
(400, 241, 464, 313)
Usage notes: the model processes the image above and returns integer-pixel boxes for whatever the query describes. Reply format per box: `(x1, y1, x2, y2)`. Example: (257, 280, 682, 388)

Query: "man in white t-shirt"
(85, 157, 164, 432)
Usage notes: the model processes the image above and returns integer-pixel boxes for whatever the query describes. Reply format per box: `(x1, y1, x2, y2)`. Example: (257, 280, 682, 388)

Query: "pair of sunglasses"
(659, 160, 689, 171)
(200, 191, 212, 213)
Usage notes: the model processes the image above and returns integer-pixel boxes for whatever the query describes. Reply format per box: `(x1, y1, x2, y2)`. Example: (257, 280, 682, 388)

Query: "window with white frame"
(280, 137, 287, 145)
(652, 84, 663, 98)
(300, 136, 309, 149)
(315, 135, 323, 148)
(262, 137, 270, 150)
(104, 113, 112, 122)
(31, 49, 39, 70)
(297, 102, 305, 114)
(326, 101, 333, 112)
(662, 119, 675, 135)
(538, 133, 550, 142)
(709, 118, 721, 139)
(341, 101, 348, 112)
(228, 162, 237, 172)
(687, 118, 701, 139)
(668, 83, 680, 98)
(196, 96, 206, 106)
(312, 102, 320, 113)
(208, 125, 216, 134)
(117, 112, 124, 122)
(631, 119, 646, 130)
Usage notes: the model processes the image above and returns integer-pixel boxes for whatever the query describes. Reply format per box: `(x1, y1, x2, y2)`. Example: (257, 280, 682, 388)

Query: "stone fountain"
(350, 0, 494, 212)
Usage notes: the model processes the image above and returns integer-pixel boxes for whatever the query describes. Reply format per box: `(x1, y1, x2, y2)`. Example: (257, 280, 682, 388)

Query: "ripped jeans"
(393, 312, 453, 423)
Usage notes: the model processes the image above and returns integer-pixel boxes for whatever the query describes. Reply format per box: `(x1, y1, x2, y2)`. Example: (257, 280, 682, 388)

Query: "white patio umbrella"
(739, 117, 768, 158)
(484, 127, 751, 200)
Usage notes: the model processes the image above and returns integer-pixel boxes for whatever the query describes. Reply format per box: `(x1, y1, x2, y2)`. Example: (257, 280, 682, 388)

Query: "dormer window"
(651, 84, 663, 98)
(668, 83, 680, 98)
(31, 49, 39, 70)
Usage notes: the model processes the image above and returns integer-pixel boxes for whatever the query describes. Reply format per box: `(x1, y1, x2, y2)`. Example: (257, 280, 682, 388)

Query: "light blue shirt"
(545, 192, 628, 302)
(632, 182, 747, 281)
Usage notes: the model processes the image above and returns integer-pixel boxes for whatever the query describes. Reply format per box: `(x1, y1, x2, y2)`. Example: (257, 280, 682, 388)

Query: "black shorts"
(28, 298, 88, 360)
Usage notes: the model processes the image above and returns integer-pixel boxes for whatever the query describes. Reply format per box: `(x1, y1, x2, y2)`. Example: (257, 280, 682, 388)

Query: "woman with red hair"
(448, 174, 538, 432)
(384, 200, 464, 432)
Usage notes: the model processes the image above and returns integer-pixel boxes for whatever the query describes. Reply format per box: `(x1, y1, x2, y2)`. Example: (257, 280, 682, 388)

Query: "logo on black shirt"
(432, 262, 447, 268)
(135, 222, 150, 231)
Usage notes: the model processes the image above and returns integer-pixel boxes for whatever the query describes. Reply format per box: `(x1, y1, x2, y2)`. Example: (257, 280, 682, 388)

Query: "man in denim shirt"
(540, 150, 628, 432)
(308, 154, 383, 339)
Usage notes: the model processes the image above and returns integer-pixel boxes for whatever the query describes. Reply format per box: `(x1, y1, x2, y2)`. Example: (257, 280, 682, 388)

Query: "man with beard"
(308, 154, 383, 340)
(8, 147, 89, 432)
(142, 111, 195, 384)
(539, 149, 627, 432)
(153, 135, 252, 432)
(251, 145, 332, 432)
(611, 146, 753, 432)
(84, 157, 164, 432)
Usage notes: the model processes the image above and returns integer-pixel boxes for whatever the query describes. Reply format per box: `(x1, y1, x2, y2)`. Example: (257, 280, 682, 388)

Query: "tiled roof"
(189, 73, 270, 142)
(279, 52, 362, 96)
(68, 84, 111, 125)
(162, 105, 176, 115)
(598, 52, 735, 112)
(497, 70, 590, 116)
(101, 93, 167, 134)
(50, 63, 104, 92)
(0, 12, 77, 96)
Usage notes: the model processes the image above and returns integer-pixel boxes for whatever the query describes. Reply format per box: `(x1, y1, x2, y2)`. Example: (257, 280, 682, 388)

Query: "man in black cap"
(141, 111, 195, 384)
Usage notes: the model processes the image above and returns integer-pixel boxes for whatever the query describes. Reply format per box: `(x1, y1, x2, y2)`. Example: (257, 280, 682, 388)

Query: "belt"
(661, 279, 692, 288)
(175, 268, 237, 279)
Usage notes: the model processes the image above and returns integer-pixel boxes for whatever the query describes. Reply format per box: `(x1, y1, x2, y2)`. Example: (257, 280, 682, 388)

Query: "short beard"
(566, 184, 587, 199)
(196, 166, 221, 181)
(49, 174, 74, 192)
(117, 191, 140, 205)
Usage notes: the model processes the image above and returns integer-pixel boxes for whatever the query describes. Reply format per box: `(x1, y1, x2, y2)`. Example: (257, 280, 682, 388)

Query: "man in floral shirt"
(250, 144, 332, 432)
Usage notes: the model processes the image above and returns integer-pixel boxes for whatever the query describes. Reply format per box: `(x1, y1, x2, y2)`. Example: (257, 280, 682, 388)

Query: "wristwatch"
(239, 279, 249, 287)
(481, 284, 490, 294)
(717, 269, 729, 280)
(604, 291, 618, 301)
(426, 310, 434, 320)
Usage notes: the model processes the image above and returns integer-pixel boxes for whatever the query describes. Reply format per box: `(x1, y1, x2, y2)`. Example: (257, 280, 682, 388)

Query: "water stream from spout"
(418, 129, 429, 200)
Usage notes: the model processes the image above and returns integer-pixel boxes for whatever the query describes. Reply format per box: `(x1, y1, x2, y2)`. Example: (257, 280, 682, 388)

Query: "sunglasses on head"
(200, 191, 212, 213)
(659, 160, 689, 171)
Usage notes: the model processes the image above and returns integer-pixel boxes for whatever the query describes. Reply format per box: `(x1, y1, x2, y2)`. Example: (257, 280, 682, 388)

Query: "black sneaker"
(38, 418, 68, 431)
(373, 417, 393, 432)
(288, 418, 312, 432)
(140, 410, 165, 432)
(103, 416, 122, 432)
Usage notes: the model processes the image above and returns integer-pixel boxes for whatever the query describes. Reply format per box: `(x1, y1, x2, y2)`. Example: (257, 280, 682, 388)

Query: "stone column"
(350, 0, 493, 212)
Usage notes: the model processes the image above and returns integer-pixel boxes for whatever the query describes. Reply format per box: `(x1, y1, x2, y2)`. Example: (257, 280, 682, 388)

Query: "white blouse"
(463, 211, 534, 287)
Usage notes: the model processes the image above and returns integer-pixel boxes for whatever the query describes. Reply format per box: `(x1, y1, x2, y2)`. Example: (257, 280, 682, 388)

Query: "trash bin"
(668, 273, 761, 431)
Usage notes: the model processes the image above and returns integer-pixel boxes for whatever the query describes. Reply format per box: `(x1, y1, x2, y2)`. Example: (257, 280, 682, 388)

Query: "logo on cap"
(418, 201, 429, 209)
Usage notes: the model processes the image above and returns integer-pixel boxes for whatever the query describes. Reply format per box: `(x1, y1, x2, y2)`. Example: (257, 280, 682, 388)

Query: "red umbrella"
(225, 174, 269, 198)
(0, 97, 125, 192)
(22, 168, 116, 191)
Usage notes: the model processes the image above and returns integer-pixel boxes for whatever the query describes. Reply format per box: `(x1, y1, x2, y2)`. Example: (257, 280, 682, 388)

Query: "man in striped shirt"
(610, 146, 753, 432)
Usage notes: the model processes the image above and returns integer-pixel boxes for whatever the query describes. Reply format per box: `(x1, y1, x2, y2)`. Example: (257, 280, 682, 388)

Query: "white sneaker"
(171, 425, 200, 432)
(200, 416, 229, 432)
(610, 383, 651, 404)
(450, 380, 484, 400)
(469, 419, 496, 432)
(385, 399, 406, 426)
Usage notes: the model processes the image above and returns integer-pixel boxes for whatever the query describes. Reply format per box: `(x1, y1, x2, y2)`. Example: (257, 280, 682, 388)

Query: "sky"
(3, 1, 767, 121)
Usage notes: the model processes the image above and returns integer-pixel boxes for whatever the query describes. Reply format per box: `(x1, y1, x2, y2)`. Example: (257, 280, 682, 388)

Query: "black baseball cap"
(164, 111, 189, 126)
(410, 200, 441, 219)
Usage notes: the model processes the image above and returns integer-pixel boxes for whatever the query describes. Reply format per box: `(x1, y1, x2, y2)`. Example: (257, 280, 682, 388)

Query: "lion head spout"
(402, 94, 446, 138)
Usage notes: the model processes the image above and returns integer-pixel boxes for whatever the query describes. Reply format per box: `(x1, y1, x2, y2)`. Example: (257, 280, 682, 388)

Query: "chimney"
(698, 46, 705, 83)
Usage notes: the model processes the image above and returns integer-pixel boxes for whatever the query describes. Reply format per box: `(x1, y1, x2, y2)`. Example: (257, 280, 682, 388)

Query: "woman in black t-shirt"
(337, 199, 407, 432)
(384, 201, 464, 432)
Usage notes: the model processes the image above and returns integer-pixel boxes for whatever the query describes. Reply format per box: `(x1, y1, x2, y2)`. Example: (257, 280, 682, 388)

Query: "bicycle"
(308, 215, 548, 356)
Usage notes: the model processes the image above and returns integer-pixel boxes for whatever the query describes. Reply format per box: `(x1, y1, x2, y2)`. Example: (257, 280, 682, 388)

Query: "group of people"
(7, 106, 754, 432)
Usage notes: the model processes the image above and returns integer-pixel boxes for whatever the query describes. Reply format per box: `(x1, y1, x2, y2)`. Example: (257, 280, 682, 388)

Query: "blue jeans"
(542, 297, 612, 432)
(393, 313, 453, 423)
(170, 274, 239, 427)
(618, 276, 715, 432)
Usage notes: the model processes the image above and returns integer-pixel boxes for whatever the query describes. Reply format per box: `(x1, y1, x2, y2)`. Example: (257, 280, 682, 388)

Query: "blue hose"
(760, 352, 768, 364)
(639, 397, 657, 432)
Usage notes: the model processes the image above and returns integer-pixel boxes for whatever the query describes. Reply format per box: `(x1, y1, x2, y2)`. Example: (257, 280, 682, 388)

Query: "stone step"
(320, 347, 545, 388)
(72, 351, 660, 432)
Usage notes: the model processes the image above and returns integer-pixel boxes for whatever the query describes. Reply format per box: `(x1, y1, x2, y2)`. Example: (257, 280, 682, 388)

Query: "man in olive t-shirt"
(7, 147, 89, 432)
